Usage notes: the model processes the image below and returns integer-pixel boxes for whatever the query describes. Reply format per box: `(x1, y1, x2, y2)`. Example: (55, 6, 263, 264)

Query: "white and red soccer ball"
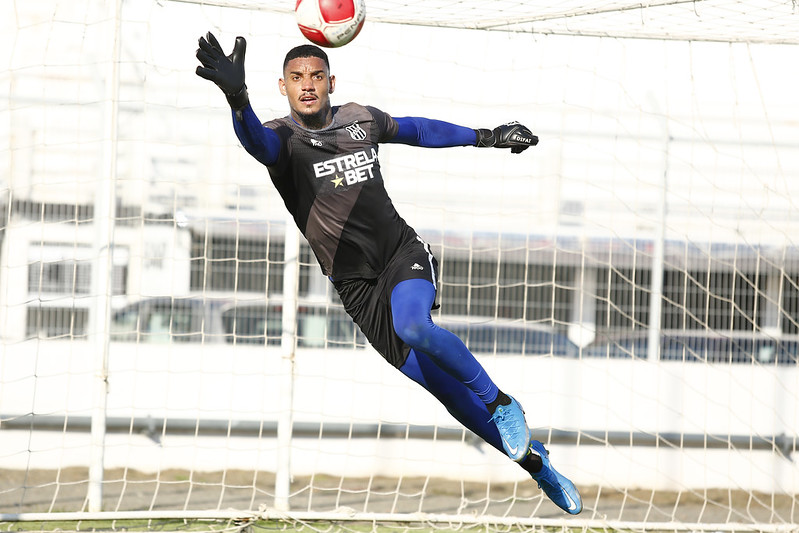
(295, 0, 366, 48)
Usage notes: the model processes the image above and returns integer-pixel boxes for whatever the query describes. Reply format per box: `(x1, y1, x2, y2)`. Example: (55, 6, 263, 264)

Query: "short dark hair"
(283, 44, 330, 72)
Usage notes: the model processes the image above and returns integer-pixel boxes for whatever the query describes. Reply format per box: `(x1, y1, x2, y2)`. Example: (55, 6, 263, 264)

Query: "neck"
(293, 108, 332, 130)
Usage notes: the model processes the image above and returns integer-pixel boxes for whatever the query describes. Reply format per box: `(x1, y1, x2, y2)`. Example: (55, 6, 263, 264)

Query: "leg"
(390, 278, 530, 461)
(390, 278, 499, 403)
(390, 281, 582, 514)
(401, 349, 583, 515)
(399, 347, 504, 454)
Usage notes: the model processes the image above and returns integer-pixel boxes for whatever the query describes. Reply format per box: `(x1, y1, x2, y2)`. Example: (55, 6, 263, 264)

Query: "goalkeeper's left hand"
(195, 32, 249, 109)
(475, 122, 539, 153)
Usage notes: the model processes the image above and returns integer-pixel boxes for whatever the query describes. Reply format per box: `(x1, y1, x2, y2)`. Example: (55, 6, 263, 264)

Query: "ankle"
(486, 391, 511, 414)
(521, 451, 543, 474)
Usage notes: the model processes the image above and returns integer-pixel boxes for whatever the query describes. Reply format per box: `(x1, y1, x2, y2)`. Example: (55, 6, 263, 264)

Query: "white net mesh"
(1, 0, 798, 531)
(186, 0, 799, 43)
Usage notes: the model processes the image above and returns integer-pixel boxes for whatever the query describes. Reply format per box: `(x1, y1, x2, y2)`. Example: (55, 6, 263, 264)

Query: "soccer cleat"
(489, 396, 531, 462)
(528, 439, 582, 515)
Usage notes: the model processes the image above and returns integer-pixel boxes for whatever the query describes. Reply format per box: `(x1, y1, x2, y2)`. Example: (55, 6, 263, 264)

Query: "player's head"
(283, 44, 330, 73)
(279, 44, 335, 130)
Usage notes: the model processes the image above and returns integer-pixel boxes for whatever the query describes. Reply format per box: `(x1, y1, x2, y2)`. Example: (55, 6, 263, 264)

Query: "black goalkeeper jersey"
(263, 103, 418, 280)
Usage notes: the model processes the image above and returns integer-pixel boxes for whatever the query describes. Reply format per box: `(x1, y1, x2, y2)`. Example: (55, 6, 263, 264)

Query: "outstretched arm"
(388, 116, 538, 153)
(389, 116, 477, 147)
(232, 104, 281, 167)
(196, 32, 281, 166)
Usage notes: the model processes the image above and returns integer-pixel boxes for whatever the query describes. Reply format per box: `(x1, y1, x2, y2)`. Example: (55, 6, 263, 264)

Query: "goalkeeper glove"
(195, 32, 249, 110)
(475, 122, 539, 153)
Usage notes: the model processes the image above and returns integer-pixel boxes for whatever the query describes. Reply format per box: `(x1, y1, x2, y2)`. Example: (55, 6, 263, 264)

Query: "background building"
(1, 0, 798, 529)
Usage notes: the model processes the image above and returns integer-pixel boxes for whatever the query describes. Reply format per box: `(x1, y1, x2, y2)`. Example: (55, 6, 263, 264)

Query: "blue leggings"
(391, 278, 504, 453)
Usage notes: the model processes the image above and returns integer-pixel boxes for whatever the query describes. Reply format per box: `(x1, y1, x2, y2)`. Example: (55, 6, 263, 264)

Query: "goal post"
(87, 0, 123, 513)
(1, 0, 798, 531)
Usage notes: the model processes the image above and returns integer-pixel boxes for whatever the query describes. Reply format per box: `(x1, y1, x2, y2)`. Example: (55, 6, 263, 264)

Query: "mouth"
(299, 94, 317, 105)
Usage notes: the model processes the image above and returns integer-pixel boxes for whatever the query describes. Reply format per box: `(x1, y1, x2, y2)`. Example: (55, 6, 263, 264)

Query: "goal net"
(1, 0, 798, 531)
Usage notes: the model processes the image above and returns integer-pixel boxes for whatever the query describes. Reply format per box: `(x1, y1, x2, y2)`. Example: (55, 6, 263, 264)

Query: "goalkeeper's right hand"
(475, 122, 539, 154)
(195, 32, 249, 109)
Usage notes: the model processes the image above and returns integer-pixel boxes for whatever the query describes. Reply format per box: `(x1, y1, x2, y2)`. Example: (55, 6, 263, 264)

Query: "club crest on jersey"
(345, 121, 367, 141)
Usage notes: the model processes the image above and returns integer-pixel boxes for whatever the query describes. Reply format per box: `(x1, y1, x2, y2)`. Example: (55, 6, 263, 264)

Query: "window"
(221, 304, 281, 345)
(28, 260, 92, 294)
(141, 300, 204, 343)
(595, 267, 650, 331)
(26, 306, 88, 340)
(662, 269, 765, 331)
(190, 234, 284, 293)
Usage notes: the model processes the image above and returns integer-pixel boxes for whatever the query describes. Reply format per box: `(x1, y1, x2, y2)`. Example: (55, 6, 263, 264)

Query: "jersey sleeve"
(364, 105, 400, 143)
(386, 116, 478, 148)
(231, 104, 282, 166)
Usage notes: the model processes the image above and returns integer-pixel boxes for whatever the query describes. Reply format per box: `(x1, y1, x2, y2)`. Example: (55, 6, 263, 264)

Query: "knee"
(393, 314, 433, 349)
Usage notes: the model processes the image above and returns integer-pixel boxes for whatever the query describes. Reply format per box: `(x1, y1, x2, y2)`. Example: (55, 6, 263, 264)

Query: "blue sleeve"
(387, 116, 477, 148)
(231, 104, 281, 166)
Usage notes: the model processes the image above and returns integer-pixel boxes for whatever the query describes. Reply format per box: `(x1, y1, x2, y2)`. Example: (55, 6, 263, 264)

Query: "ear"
(278, 78, 287, 96)
(329, 74, 336, 94)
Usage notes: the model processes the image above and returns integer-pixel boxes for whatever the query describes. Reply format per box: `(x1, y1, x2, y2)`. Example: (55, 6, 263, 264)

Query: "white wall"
(1, 341, 796, 493)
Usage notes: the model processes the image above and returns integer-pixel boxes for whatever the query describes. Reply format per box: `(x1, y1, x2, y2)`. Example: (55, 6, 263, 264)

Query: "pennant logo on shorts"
(345, 121, 367, 141)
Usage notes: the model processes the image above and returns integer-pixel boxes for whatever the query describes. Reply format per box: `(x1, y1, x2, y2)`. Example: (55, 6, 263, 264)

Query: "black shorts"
(333, 235, 439, 369)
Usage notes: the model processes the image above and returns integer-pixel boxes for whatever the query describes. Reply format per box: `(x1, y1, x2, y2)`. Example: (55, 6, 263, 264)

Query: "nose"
(301, 75, 315, 91)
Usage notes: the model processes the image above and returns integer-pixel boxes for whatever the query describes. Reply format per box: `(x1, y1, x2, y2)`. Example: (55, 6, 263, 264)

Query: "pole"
(275, 220, 300, 511)
(88, 0, 122, 512)
(647, 94, 668, 362)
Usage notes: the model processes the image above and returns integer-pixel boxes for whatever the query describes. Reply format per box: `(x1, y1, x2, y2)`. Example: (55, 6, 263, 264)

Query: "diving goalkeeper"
(195, 32, 582, 515)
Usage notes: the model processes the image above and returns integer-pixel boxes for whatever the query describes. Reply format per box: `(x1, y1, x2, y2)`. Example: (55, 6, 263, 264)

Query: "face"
(279, 56, 336, 130)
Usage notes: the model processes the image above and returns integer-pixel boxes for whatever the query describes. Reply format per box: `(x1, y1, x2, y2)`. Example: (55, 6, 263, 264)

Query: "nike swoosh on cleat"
(563, 490, 579, 512)
(504, 440, 519, 456)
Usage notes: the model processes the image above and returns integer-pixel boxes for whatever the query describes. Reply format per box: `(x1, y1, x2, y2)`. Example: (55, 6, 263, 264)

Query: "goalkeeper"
(195, 33, 581, 515)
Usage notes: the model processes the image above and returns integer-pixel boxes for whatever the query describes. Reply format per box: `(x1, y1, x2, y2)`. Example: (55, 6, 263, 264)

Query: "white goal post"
(1, 0, 798, 531)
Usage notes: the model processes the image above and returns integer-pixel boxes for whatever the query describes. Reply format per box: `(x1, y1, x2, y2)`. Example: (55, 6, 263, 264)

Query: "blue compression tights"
(391, 278, 504, 453)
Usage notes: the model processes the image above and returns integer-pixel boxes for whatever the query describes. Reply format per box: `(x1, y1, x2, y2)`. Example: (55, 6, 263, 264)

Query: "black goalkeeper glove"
(195, 32, 249, 110)
(475, 122, 539, 154)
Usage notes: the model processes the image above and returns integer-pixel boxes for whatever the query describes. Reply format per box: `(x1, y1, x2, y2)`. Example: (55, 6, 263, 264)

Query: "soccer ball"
(295, 0, 366, 48)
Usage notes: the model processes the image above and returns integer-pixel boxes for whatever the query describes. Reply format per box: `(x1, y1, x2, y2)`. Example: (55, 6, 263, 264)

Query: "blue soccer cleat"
(489, 396, 531, 462)
(528, 439, 582, 514)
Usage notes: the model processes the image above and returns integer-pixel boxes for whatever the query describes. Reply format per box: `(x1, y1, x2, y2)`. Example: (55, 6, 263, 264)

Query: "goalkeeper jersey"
(262, 103, 417, 280)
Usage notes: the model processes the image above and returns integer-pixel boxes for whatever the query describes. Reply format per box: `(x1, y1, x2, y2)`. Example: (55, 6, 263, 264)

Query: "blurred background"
(1, 0, 798, 528)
